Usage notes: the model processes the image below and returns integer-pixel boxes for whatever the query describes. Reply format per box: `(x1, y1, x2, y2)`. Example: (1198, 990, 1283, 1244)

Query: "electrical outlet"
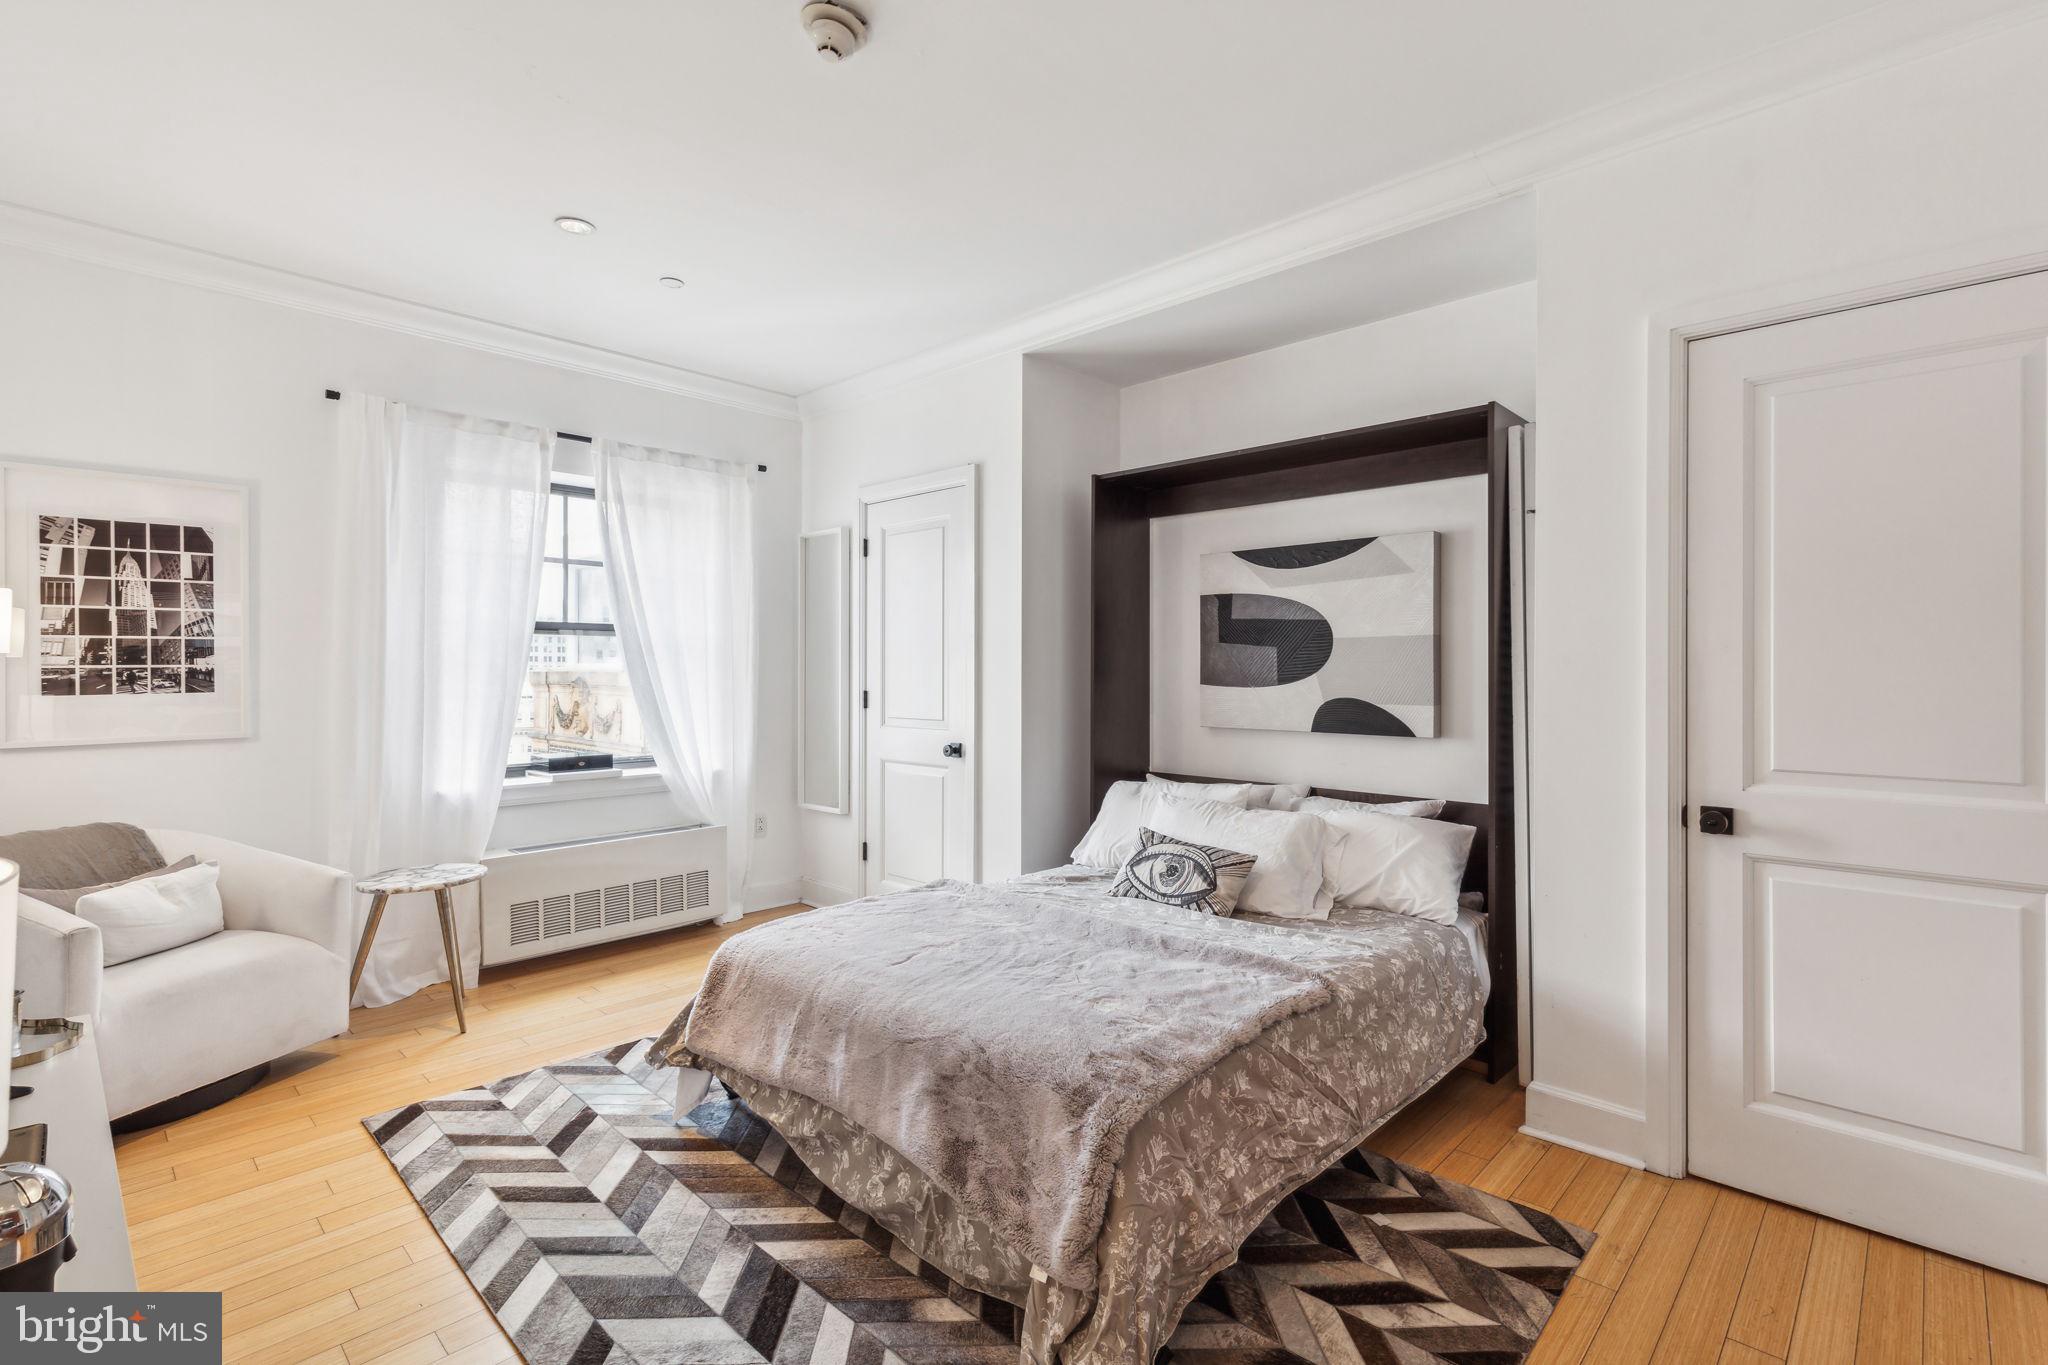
(753, 815, 767, 839)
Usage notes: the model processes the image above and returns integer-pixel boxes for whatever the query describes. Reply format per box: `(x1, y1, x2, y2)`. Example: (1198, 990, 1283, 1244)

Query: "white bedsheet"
(1454, 907, 1490, 996)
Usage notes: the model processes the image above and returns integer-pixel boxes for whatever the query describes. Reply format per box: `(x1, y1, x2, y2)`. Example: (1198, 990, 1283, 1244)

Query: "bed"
(652, 782, 1496, 1365)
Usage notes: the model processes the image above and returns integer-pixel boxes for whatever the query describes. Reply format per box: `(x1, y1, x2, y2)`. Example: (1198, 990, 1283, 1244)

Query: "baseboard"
(798, 877, 857, 908)
(1522, 1082, 1649, 1169)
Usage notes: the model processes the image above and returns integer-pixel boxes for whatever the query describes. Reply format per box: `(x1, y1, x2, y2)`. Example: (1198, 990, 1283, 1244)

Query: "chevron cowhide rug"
(365, 1038, 1595, 1365)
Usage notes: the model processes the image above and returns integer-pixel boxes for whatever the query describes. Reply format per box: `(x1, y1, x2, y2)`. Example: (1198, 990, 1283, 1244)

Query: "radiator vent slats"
(499, 867, 716, 951)
(509, 899, 542, 946)
(543, 894, 572, 939)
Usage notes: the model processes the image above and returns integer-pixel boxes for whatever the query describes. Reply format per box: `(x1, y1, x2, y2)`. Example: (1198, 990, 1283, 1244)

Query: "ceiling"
(1, 1, 1902, 396)
(1035, 196, 1536, 388)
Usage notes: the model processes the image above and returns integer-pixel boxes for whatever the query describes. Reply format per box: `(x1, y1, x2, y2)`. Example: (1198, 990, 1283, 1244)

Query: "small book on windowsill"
(530, 751, 615, 775)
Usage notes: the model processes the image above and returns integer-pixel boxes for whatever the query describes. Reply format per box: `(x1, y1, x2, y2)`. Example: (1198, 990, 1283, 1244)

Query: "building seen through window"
(509, 483, 652, 773)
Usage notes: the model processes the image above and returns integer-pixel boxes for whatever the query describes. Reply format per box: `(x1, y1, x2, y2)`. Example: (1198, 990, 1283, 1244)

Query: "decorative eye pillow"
(1110, 827, 1256, 917)
(1075, 777, 1261, 870)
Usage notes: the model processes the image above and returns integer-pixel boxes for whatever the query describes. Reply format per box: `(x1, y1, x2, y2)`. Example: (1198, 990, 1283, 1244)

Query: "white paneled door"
(1688, 272, 2048, 1281)
(863, 471, 977, 896)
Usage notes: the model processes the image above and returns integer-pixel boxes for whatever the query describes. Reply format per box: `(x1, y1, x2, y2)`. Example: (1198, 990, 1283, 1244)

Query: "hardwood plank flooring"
(1729, 1204, 1819, 1357)
(111, 907, 2037, 1363)
(1650, 1187, 1767, 1364)
(1924, 1254, 1992, 1365)
(1858, 1236, 1929, 1365)
(1791, 1219, 1875, 1365)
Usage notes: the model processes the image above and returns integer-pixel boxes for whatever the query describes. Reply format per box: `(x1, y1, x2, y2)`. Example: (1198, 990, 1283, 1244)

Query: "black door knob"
(942, 742, 964, 758)
(1697, 806, 1735, 836)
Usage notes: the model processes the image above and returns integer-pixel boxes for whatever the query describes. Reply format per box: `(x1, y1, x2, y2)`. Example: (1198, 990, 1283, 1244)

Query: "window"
(508, 481, 653, 775)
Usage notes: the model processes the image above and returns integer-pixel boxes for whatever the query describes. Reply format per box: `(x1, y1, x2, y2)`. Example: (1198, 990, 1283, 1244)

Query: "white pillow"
(1314, 808, 1474, 925)
(1243, 783, 1313, 811)
(1298, 793, 1448, 819)
(73, 860, 225, 966)
(1140, 792, 1334, 919)
(1144, 775, 1257, 807)
(1072, 780, 1153, 870)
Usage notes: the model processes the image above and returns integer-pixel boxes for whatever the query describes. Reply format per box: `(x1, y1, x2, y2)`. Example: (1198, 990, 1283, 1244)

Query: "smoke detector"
(801, 3, 867, 62)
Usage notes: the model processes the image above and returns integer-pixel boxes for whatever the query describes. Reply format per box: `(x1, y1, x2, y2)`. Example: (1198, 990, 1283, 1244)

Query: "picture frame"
(1, 459, 251, 748)
(1199, 530, 1440, 738)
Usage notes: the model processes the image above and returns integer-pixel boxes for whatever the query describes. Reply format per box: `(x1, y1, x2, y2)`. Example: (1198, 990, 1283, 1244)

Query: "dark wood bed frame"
(1090, 403, 1526, 1081)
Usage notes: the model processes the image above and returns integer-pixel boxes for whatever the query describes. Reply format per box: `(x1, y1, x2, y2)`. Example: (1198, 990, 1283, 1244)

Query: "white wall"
(797, 356, 1123, 896)
(0, 246, 804, 909)
(1119, 285, 1536, 467)
(1526, 19, 2048, 1160)
(1117, 286, 1535, 802)
(797, 356, 1025, 902)
(1020, 358, 1121, 868)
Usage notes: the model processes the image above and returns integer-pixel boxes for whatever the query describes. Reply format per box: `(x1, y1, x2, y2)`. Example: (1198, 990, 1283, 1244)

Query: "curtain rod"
(323, 390, 768, 472)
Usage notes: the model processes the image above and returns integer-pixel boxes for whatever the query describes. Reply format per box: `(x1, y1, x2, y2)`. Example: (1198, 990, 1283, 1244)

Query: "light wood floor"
(114, 908, 2047, 1365)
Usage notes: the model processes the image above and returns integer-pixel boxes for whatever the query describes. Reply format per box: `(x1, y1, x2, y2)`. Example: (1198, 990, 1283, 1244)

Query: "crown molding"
(799, 0, 2046, 416)
(0, 202, 800, 421)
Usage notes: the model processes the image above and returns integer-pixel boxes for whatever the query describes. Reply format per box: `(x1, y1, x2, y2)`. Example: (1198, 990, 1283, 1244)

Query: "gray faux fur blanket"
(674, 878, 1337, 1288)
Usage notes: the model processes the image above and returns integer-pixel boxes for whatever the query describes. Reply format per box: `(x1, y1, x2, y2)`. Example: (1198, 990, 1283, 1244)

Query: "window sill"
(499, 768, 668, 807)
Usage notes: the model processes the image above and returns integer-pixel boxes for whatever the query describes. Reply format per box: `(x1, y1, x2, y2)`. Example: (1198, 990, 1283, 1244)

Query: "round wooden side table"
(348, 862, 487, 1032)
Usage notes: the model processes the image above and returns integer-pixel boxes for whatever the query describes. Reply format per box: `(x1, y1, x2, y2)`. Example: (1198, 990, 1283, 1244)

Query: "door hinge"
(861, 537, 869, 557)
(862, 689, 869, 709)
(861, 841, 869, 862)
(1680, 805, 1687, 829)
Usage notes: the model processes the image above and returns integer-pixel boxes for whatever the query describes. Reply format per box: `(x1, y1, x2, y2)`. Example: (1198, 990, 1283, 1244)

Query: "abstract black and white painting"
(1200, 532, 1438, 737)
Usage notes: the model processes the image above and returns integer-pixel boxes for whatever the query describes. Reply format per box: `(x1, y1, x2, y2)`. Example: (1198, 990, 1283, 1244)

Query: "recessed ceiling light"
(658, 276, 686, 289)
(554, 216, 596, 235)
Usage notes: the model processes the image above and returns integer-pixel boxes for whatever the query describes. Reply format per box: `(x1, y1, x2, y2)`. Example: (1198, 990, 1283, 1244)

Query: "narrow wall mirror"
(799, 527, 850, 813)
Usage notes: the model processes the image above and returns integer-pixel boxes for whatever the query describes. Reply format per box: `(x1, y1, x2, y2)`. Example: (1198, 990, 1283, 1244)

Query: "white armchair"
(15, 829, 352, 1122)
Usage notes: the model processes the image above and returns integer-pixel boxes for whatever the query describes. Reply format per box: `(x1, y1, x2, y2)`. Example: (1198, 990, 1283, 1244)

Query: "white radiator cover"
(481, 824, 728, 965)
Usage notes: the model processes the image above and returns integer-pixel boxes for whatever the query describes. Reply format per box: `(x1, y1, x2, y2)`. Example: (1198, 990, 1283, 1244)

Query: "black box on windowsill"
(532, 751, 615, 775)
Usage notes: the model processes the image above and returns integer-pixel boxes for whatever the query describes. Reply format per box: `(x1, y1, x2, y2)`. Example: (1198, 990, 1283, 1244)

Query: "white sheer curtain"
(333, 394, 552, 1006)
(595, 440, 756, 921)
